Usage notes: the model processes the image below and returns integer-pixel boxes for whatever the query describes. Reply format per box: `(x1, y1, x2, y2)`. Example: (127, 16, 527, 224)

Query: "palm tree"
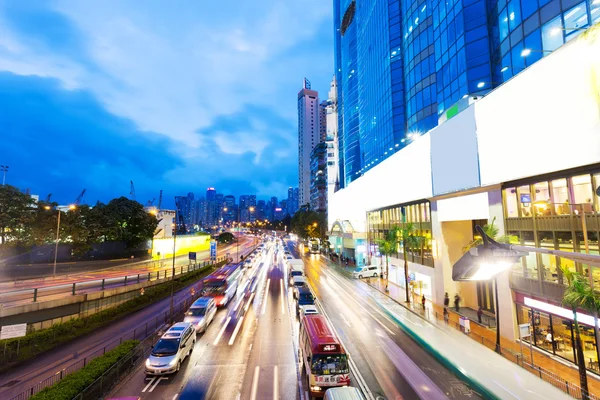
(462, 217, 517, 253)
(399, 223, 423, 304)
(561, 265, 598, 400)
(376, 227, 399, 292)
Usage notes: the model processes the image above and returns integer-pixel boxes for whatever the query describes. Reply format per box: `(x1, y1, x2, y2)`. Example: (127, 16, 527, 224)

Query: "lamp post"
(46, 204, 76, 278)
(0, 165, 8, 186)
(169, 204, 178, 324)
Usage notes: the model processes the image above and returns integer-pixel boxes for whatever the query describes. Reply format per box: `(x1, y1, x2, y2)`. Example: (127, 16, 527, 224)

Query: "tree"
(0, 185, 35, 245)
(218, 232, 235, 244)
(376, 227, 400, 292)
(104, 197, 158, 247)
(399, 223, 424, 304)
(291, 209, 326, 240)
(463, 217, 518, 253)
(561, 265, 597, 400)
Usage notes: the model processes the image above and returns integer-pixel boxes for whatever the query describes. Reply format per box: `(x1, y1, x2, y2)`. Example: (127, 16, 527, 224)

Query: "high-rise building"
(174, 192, 196, 233)
(310, 142, 328, 213)
(205, 187, 217, 227)
(280, 199, 288, 217)
(298, 78, 320, 207)
(215, 193, 224, 223)
(223, 195, 236, 224)
(248, 195, 257, 223)
(257, 200, 266, 221)
(326, 76, 340, 199)
(287, 187, 294, 215)
(334, 0, 600, 188)
(293, 188, 299, 213)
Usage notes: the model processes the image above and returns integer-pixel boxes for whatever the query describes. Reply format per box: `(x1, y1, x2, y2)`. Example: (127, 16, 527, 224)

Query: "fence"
(1, 256, 228, 306)
(10, 293, 200, 400)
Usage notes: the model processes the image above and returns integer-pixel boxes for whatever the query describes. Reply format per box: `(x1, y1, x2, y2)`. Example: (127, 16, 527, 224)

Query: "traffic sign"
(210, 240, 217, 260)
(1, 323, 27, 340)
(189, 252, 197, 260)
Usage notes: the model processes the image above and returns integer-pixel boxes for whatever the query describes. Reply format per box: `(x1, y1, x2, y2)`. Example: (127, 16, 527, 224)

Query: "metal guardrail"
(9, 293, 199, 400)
(0, 257, 227, 305)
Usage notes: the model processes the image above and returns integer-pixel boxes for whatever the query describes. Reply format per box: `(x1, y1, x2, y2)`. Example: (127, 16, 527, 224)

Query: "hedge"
(0, 260, 224, 372)
(30, 340, 139, 400)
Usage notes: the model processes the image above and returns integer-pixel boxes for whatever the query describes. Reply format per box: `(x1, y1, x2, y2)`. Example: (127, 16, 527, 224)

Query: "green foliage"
(0, 261, 224, 372)
(560, 266, 600, 313)
(0, 184, 36, 245)
(218, 232, 235, 243)
(30, 340, 139, 400)
(291, 209, 326, 240)
(462, 217, 519, 253)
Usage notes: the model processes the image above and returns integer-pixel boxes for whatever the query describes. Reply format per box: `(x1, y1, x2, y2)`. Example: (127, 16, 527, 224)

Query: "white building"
(298, 78, 320, 207)
(328, 25, 600, 369)
(325, 76, 339, 204)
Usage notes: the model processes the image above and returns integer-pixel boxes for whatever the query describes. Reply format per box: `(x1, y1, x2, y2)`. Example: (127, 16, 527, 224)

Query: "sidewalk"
(367, 276, 600, 398)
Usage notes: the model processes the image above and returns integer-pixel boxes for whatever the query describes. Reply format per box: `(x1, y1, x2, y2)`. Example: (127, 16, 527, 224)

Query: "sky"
(0, 0, 333, 208)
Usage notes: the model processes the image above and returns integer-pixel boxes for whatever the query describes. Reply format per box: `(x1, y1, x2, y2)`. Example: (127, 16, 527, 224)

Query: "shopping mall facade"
(328, 26, 600, 372)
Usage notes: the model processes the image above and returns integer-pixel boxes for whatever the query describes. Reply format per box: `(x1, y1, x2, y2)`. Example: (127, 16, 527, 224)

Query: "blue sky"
(0, 0, 333, 207)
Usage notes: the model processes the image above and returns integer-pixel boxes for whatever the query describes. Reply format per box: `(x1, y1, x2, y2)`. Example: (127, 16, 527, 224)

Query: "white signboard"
(519, 323, 531, 339)
(1, 323, 27, 340)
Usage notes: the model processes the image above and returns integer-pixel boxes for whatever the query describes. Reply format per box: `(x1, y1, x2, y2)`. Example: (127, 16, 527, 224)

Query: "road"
(0, 238, 255, 307)
(0, 244, 258, 400)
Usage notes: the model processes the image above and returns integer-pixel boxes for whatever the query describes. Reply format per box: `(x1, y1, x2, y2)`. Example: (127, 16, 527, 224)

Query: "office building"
(298, 78, 321, 207)
(333, 0, 600, 188)
(175, 192, 196, 233)
(257, 200, 266, 221)
(223, 195, 236, 224)
(205, 188, 217, 227)
(329, 25, 600, 373)
(310, 142, 328, 213)
(325, 76, 340, 201)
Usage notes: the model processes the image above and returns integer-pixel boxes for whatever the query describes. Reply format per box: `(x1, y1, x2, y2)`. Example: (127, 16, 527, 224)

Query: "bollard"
(33, 288, 38, 302)
(137, 274, 140, 283)
(72, 283, 76, 295)
(124, 276, 128, 286)
(101, 279, 105, 290)
(148, 272, 151, 282)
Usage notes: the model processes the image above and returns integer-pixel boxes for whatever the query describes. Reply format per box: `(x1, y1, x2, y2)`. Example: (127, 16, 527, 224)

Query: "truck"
(287, 258, 304, 273)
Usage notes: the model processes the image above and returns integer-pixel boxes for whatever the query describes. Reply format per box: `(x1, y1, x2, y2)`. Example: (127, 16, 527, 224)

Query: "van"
(183, 297, 217, 333)
(324, 387, 365, 400)
(352, 265, 381, 279)
(292, 276, 307, 299)
(289, 269, 304, 286)
(145, 322, 196, 375)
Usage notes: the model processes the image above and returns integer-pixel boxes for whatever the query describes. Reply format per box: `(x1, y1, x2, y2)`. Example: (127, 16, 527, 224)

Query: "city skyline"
(0, 1, 333, 207)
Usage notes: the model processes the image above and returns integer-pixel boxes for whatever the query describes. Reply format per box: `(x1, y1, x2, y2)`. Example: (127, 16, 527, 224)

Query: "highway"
(0, 238, 255, 307)
(108, 238, 482, 400)
(0, 243, 258, 400)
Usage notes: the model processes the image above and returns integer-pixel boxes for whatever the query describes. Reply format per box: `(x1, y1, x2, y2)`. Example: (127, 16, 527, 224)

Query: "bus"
(309, 239, 320, 254)
(299, 315, 350, 397)
(201, 263, 242, 307)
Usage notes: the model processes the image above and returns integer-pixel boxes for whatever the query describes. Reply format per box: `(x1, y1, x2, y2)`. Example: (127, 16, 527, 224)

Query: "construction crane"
(157, 190, 163, 210)
(130, 181, 136, 201)
(74, 189, 86, 205)
(146, 198, 156, 207)
(45, 194, 52, 203)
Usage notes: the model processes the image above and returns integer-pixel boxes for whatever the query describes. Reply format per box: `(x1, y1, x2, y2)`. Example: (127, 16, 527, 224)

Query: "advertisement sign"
(210, 240, 217, 260)
(188, 252, 196, 261)
(1, 323, 27, 340)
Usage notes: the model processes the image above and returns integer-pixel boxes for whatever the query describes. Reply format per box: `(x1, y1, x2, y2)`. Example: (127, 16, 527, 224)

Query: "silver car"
(145, 322, 195, 375)
(183, 297, 217, 333)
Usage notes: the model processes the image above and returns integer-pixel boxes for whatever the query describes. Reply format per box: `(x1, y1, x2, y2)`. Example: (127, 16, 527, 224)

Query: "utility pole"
(169, 205, 178, 324)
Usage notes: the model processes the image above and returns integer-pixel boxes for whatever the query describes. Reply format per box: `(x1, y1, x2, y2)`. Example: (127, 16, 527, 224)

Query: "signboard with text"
(1, 323, 27, 340)
(189, 252, 196, 261)
(210, 240, 217, 260)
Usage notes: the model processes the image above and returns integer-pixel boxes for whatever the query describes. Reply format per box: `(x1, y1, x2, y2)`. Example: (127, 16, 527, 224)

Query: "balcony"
(506, 213, 600, 232)
(510, 274, 566, 303)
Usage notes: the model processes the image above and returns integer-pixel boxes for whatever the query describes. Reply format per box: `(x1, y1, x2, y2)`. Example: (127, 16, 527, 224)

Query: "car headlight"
(310, 386, 322, 391)
(168, 358, 178, 367)
(145, 359, 151, 367)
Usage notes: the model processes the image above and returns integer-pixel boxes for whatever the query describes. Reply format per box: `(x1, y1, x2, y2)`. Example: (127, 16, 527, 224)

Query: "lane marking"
(273, 365, 279, 400)
(142, 377, 156, 392)
(262, 278, 271, 315)
(244, 293, 255, 312)
(228, 316, 244, 345)
(340, 312, 351, 327)
(250, 366, 260, 400)
(172, 394, 179, 400)
(280, 279, 285, 315)
(144, 376, 167, 392)
(213, 316, 231, 346)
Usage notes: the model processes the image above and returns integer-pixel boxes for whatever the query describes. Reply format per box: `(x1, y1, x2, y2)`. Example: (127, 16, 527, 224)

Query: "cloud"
(0, 1, 334, 204)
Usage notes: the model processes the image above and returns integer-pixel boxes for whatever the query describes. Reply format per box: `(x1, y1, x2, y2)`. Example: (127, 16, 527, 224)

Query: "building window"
(504, 187, 519, 218)
(499, 8, 509, 41)
(517, 185, 532, 217)
(542, 16, 565, 52)
(593, 0, 600, 24)
(533, 181, 551, 216)
(564, 2, 588, 42)
(571, 174, 593, 213)
(551, 178, 570, 215)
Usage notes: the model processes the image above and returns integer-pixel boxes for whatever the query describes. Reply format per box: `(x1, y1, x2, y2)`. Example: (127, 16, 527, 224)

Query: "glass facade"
(366, 200, 434, 267)
(517, 303, 599, 372)
(334, 0, 599, 187)
(503, 169, 600, 287)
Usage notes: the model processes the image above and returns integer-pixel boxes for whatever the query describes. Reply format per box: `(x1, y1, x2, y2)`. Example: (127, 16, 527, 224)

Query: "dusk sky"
(0, 1, 333, 207)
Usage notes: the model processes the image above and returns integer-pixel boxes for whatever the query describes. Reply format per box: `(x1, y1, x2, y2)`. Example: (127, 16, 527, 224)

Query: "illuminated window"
(570, 174, 593, 213)
(551, 179, 569, 215)
(517, 185, 532, 217)
(542, 16, 564, 52)
(504, 188, 518, 218)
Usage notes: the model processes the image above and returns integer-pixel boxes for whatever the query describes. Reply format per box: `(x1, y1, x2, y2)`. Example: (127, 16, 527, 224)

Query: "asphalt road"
(301, 250, 483, 400)
(0, 244, 258, 400)
(0, 239, 255, 306)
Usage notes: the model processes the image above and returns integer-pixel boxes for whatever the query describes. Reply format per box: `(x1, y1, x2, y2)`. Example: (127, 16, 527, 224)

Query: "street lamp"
(45, 204, 76, 278)
(169, 202, 178, 323)
(520, 48, 553, 57)
(0, 165, 8, 186)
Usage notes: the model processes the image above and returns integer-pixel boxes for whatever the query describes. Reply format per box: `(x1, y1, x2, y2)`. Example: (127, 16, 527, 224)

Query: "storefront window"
(551, 178, 570, 215)
(517, 185, 532, 217)
(533, 182, 552, 216)
(593, 173, 600, 213)
(553, 319, 576, 363)
(571, 174, 594, 214)
(504, 188, 518, 218)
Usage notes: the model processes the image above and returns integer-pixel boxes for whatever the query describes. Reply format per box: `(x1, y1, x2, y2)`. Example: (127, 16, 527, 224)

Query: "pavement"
(363, 264, 600, 398)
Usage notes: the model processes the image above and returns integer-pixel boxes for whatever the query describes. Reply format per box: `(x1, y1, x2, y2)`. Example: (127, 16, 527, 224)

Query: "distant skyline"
(0, 1, 333, 208)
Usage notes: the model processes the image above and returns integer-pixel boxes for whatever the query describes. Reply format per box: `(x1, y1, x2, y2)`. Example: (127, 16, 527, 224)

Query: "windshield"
(294, 281, 306, 287)
(311, 354, 349, 375)
(291, 270, 302, 276)
(152, 338, 179, 357)
(202, 285, 225, 295)
(187, 307, 206, 316)
(204, 279, 226, 288)
(299, 292, 314, 303)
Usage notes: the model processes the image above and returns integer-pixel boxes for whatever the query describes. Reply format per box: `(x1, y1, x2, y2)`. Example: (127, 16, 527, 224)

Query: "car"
(289, 269, 303, 286)
(145, 322, 196, 375)
(244, 258, 253, 268)
(183, 297, 217, 333)
(296, 287, 315, 315)
(292, 276, 307, 299)
(299, 304, 319, 318)
(324, 387, 365, 400)
(352, 265, 381, 279)
(286, 255, 293, 260)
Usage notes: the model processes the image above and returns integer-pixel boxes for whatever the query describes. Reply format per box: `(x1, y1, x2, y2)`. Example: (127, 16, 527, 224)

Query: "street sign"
(210, 240, 217, 260)
(519, 323, 531, 338)
(189, 252, 197, 261)
(1, 323, 27, 340)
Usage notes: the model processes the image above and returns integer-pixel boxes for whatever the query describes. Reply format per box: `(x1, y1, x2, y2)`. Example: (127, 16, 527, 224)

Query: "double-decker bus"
(299, 314, 350, 397)
(309, 239, 320, 254)
(201, 263, 242, 307)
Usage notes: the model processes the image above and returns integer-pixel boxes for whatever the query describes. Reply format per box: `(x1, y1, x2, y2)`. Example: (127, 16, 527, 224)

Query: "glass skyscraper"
(333, 0, 600, 187)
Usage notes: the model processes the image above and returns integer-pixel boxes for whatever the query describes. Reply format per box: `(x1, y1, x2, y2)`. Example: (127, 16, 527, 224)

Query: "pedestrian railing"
(0, 257, 227, 306)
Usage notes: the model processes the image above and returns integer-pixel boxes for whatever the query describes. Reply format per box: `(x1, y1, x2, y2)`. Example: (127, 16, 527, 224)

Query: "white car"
(299, 304, 319, 318)
(183, 297, 217, 333)
(145, 322, 196, 375)
(352, 265, 381, 279)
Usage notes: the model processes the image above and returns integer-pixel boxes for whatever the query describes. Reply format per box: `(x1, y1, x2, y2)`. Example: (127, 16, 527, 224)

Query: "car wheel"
(176, 361, 181, 372)
(373, 273, 378, 277)
(358, 274, 363, 279)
